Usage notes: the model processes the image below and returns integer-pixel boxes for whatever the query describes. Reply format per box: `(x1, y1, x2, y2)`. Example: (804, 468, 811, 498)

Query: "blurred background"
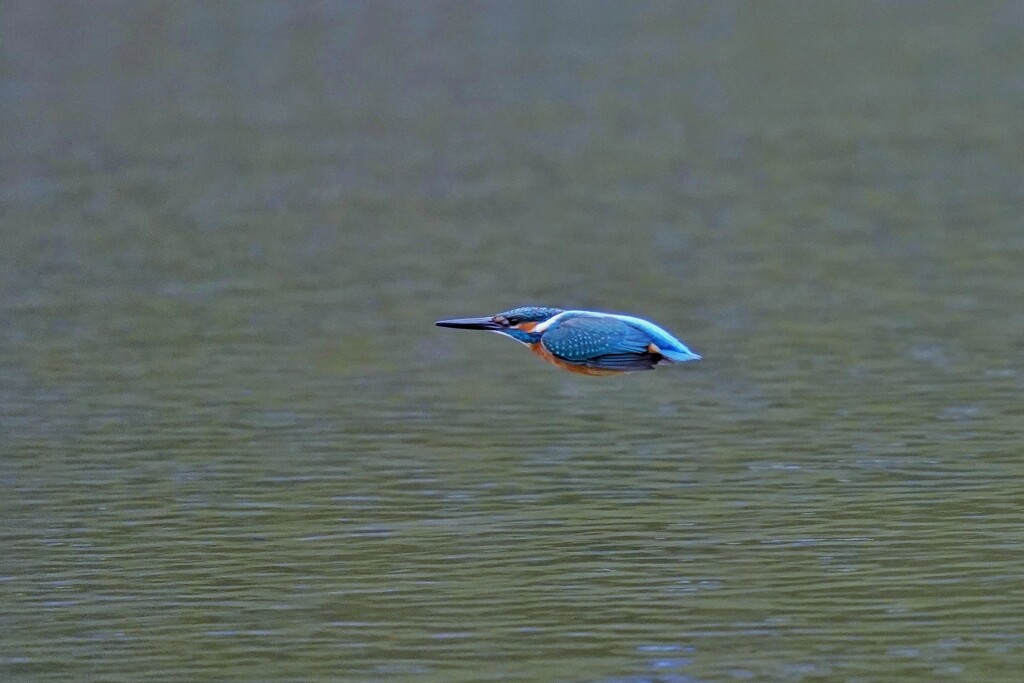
(2, 2, 1023, 681)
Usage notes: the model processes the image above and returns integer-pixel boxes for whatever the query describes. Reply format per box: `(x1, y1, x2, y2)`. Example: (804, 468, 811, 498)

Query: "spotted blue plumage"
(540, 311, 700, 371)
(542, 315, 648, 358)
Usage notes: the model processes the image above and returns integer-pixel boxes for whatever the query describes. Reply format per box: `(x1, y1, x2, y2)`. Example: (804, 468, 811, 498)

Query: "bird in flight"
(436, 306, 700, 375)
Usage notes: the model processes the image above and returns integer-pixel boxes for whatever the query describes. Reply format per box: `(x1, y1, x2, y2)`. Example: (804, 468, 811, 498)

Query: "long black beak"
(435, 316, 502, 331)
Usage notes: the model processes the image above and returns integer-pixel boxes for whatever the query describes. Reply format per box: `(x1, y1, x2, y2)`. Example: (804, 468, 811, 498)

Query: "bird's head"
(435, 306, 563, 343)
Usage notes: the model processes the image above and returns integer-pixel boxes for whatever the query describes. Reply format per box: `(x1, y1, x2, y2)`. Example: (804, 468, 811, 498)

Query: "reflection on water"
(2, 2, 1023, 681)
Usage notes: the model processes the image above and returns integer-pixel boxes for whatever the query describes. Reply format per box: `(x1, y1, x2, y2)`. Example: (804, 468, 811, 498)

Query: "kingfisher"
(436, 306, 701, 375)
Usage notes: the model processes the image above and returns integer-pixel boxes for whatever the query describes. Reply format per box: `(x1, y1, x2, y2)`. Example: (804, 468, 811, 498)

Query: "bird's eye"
(506, 317, 520, 326)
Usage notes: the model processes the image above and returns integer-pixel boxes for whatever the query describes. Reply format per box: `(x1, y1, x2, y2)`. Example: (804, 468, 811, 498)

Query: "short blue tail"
(659, 345, 701, 362)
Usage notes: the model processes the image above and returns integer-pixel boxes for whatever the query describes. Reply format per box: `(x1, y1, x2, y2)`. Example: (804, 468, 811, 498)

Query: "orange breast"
(528, 342, 625, 376)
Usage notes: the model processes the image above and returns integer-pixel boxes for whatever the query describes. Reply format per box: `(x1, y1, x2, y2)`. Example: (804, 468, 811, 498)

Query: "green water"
(2, 2, 1023, 681)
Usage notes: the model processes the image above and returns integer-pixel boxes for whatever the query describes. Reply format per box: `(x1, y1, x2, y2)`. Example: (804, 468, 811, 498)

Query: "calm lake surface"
(2, 2, 1023, 681)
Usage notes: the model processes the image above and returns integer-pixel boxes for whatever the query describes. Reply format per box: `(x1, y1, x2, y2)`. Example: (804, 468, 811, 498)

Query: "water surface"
(2, 3, 1023, 681)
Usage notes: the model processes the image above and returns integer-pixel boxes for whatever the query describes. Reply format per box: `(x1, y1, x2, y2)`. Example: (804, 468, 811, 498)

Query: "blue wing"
(541, 315, 659, 371)
(606, 313, 701, 362)
(580, 353, 660, 371)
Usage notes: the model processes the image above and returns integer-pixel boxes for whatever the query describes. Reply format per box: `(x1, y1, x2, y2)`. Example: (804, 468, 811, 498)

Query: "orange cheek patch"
(515, 321, 538, 332)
